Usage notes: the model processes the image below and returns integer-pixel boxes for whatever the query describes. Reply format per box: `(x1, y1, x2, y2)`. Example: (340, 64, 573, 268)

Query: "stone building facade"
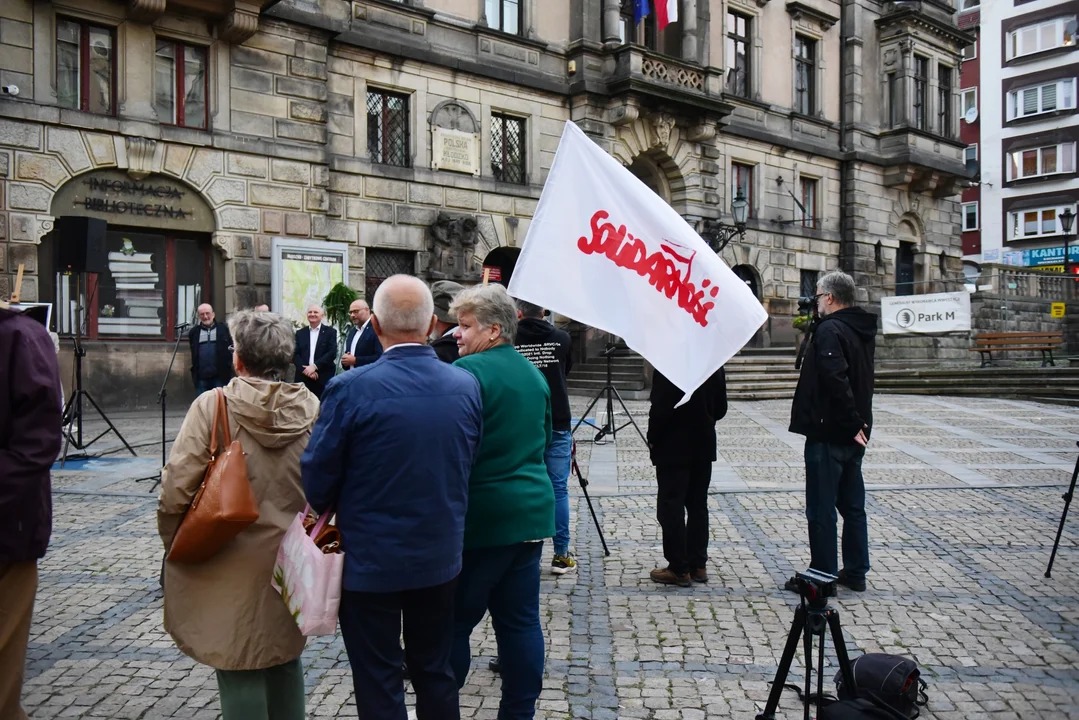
(0, 0, 973, 405)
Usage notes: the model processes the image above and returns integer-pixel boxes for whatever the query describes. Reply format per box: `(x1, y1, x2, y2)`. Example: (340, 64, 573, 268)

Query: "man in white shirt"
(342, 299, 382, 371)
(293, 305, 338, 398)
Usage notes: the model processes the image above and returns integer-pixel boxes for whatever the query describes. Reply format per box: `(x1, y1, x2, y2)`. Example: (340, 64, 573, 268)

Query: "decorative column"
(682, 0, 698, 63)
(603, 0, 621, 43)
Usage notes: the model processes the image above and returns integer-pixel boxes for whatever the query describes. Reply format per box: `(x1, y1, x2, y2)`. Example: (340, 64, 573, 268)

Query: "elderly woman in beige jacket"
(158, 310, 320, 720)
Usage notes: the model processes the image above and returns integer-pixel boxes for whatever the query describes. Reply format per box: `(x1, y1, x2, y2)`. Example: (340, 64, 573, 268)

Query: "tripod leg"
(757, 607, 805, 720)
(574, 460, 610, 557)
(816, 621, 826, 716)
(81, 392, 138, 457)
(573, 390, 605, 436)
(827, 609, 856, 697)
(611, 386, 648, 445)
(803, 620, 813, 720)
(1046, 448, 1079, 578)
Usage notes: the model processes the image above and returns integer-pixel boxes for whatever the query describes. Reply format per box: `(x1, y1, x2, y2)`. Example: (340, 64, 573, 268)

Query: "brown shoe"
(650, 567, 691, 587)
(690, 568, 708, 584)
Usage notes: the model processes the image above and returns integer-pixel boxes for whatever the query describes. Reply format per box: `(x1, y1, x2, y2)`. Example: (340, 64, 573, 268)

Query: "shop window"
(53, 232, 210, 341)
(154, 39, 209, 130)
(367, 89, 411, 167)
(491, 113, 526, 184)
(56, 18, 115, 115)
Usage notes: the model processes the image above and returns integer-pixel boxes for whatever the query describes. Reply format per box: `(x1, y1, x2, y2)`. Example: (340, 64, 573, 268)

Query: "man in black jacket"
(647, 367, 727, 587)
(786, 270, 877, 594)
(293, 305, 338, 398)
(188, 304, 234, 395)
(515, 300, 576, 574)
(429, 281, 464, 364)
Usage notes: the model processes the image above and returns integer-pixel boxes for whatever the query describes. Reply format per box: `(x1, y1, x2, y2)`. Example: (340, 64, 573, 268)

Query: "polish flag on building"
(508, 121, 767, 405)
(655, 0, 678, 31)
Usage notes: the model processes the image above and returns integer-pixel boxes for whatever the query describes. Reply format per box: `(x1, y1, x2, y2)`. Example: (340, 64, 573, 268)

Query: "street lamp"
(1061, 207, 1076, 276)
(701, 190, 749, 254)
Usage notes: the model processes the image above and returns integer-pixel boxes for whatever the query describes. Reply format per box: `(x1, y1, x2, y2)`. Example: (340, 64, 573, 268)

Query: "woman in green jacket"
(449, 283, 554, 720)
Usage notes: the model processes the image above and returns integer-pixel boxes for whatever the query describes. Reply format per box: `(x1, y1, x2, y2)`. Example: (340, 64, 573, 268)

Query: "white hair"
(372, 275, 435, 336)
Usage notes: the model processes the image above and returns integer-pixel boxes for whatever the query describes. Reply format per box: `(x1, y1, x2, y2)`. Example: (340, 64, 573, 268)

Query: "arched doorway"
(628, 156, 670, 203)
(482, 246, 521, 287)
(732, 264, 760, 299)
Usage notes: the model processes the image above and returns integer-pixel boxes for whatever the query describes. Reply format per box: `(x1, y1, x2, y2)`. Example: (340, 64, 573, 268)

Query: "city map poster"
(271, 238, 349, 328)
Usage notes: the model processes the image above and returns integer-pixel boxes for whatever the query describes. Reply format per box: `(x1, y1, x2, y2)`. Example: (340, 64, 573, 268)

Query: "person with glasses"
(785, 270, 877, 595)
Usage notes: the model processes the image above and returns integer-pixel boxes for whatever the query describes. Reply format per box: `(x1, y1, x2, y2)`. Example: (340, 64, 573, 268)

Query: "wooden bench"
(970, 332, 1065, 368)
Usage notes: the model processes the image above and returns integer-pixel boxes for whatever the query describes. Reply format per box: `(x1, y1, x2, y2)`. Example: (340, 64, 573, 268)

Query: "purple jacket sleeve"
(0, 319, 62, 506)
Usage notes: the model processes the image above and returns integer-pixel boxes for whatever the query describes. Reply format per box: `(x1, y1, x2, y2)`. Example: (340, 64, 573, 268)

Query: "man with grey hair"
(786, 269, 877, 594)
(293, 305, 337, 399)
(303, 275, 482, 720)
(187, 303, 233, 396)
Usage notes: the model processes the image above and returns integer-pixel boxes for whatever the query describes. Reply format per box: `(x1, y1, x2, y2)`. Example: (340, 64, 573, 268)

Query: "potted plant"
(322, 282, 359, 375)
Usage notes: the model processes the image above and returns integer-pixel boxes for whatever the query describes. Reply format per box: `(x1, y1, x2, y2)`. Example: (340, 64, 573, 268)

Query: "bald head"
(197, 304, 215, 327)
(349, 298, 371, 326)
(371, 275, 436, 346)
(306, 305, 324, 328)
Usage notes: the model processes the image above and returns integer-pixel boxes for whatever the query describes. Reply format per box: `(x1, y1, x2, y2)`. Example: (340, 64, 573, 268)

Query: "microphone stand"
(135, 319, 192, 492)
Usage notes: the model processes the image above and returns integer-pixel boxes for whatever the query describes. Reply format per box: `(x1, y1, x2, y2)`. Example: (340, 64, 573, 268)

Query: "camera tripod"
(572, 343, 647, 445)
(60, 272, 137, 466)
(571, 439, 610, 557)
(134, 317, 195, 492)
(757, 574, 856, 720)
(1045, 441, 1079, 578)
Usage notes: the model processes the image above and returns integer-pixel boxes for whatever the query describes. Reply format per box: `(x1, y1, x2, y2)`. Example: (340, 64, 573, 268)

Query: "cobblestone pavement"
(24, 395, 1079, 718)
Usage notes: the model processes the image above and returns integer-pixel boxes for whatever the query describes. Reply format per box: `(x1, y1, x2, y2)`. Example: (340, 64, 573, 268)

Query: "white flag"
(508, 121, 767, 404)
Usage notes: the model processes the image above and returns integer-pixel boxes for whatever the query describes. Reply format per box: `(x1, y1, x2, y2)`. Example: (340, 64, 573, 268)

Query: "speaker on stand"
(54, 216, 138, 464)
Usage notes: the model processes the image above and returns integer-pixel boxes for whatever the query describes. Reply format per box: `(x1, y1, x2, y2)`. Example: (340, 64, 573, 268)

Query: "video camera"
(793, 568, 837, 607)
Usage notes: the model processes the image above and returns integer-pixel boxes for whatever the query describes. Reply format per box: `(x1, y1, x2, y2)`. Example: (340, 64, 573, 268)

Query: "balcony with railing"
(604, 45, 734, 118)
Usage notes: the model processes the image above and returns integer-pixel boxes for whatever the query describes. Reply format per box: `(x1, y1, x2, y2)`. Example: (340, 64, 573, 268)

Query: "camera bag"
(832, 653, 928, 719)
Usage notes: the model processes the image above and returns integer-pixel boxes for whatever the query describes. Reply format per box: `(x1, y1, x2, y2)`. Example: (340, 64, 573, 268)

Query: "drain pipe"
(838, 0, 853, 274)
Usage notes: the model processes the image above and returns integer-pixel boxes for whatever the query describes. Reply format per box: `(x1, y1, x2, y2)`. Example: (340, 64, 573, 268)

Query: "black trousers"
(339, 577, 460, 720)
(655, 460, 713, 575)
(300, 375, 328, 399)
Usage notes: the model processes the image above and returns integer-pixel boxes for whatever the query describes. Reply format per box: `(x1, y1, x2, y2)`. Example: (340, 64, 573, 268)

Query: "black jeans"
(339, 577, 460, 720)
(655, 461, 713, 575)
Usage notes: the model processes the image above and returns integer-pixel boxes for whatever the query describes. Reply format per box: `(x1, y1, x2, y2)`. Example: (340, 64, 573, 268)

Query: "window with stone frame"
(491, 113, 527, 185)
(726, 11, 752, 97)
(154, 39, 209, 130)
(912, 56, 929, 130)
(794, 35, 817, 115)
(800, 176, 818, 228)
(56, 17, 115, 115)
(364, 249, 416, 298)
(367, 89, 411, 167)
(938, 64, 954, 138)
(618, 1, 681, 54)
(896, 241, 916, 296)
(888, 72, 901, 128)
(799, 270, 819, 299)
(486, 0, 522, 35)
(732, 162, 754, 219)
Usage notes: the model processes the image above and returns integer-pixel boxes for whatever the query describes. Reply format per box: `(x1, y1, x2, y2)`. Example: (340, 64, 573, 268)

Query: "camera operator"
(786, 270, 877, 595)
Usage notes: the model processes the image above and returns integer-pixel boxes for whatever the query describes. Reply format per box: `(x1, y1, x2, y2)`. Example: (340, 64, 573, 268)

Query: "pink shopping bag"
(271, 505, 344, 636)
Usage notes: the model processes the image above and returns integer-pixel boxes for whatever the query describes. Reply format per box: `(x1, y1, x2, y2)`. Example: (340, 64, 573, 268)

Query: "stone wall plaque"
(432, 127, 481, 177)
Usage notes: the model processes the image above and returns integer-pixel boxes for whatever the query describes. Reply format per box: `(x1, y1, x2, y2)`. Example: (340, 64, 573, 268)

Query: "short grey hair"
(372, 275, 435, 335)
(515, 299, 544, 319)
(818, 270, 856, 307)
(450, 284, 518, 341)
(228, 311, 295, 381)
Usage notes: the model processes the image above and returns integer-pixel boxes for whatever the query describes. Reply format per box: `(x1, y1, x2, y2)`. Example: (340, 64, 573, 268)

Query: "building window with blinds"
(1007, 79, 1076, 121)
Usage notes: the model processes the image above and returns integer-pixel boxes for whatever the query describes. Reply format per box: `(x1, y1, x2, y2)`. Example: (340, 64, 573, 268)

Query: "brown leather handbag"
(168, 388, 259, 563)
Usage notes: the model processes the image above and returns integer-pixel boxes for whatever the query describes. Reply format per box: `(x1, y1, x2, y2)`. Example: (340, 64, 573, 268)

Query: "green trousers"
(216, 657, 306, 720)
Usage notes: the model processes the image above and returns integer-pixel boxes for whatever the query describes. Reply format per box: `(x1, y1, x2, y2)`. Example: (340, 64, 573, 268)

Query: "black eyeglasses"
(228, 345, 235, 353)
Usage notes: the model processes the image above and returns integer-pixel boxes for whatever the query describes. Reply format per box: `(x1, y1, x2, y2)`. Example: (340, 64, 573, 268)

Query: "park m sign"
(881, 291, 972, 335)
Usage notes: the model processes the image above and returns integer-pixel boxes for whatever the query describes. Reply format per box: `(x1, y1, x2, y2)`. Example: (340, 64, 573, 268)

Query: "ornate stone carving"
(884, 49, 898, 67)
(218, 3, 260, 45)
(427, 212, 482, 282)
(688, 123, 716, 142)
(430, 100, 479, 134)
(128, 0, 166, 23)
(125, 137, 157, 180)
(651, 114, 675, 148)
(641, 56, 704, 91)
(610, 105, 640, 126)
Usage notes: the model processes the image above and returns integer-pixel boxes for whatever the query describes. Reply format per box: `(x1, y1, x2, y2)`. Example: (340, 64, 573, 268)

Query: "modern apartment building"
(977, 0, 1078, 270)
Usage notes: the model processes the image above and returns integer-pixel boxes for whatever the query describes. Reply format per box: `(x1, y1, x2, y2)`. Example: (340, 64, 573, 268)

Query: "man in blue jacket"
(341, 298, 383, 370)
(302, 275, 482, 720)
